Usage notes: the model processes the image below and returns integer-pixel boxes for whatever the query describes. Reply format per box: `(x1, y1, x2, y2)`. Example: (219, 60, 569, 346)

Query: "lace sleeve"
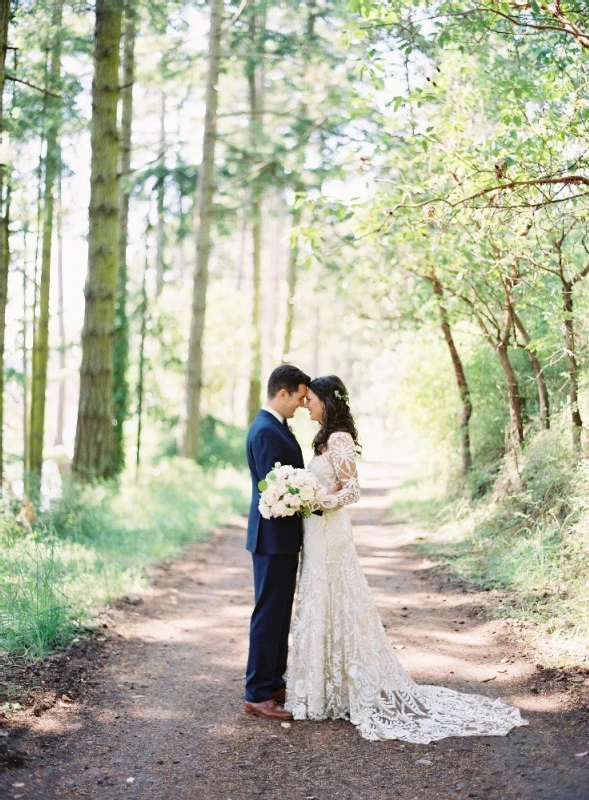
(320, 431, 360, 510)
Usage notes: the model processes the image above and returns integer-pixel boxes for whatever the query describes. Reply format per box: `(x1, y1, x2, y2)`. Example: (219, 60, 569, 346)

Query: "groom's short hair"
(267, 365, 311, 398)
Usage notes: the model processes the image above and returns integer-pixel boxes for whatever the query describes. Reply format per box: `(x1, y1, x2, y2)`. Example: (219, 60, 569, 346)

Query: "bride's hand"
(315, 486, 339, 510)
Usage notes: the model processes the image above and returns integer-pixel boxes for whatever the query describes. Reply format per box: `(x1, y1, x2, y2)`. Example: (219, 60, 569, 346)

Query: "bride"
(285, 375, 527, 743)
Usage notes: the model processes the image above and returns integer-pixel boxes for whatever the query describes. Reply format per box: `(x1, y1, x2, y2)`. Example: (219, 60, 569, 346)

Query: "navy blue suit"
(245, 410, 304, 702)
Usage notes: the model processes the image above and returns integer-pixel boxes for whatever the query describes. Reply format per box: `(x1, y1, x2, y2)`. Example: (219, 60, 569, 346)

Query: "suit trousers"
(245, 552, 299, 703)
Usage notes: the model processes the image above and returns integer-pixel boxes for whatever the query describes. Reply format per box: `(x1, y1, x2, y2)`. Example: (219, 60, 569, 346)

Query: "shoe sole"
(244, 706, 293, 720)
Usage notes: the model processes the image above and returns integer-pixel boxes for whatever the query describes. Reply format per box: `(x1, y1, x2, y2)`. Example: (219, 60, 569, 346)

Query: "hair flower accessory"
(334, 389, 350, 405)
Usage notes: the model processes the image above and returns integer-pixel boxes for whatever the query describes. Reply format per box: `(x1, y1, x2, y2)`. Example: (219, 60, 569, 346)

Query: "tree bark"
(29, 0, 63, 475)
(312, 301, 320, 378)
(246, 191, 263, 424)
(498, 274, 524, 448)
(282, 2, 315, 364)
(54, 162, 66, 446)
(514, 312, 550, 431)
(468, 285, 524, 450)
(552, 230, 587, 449)
(0, 0, 11, 487)
(246, 7, 266, 425)
(283, 192, 303, 362)
(155, 89, 166, 298)
(136, 236, 148, 474)
(30, 51, 48, 384)
(562, 281, 582, 448)
(73, 0, 122, 480)
(22, 231, 29, 472)
(497, 341, 524, 447)
(112, 10, 136, 476)
(429, 273, 473, 474)
(183, 0, 224, 460)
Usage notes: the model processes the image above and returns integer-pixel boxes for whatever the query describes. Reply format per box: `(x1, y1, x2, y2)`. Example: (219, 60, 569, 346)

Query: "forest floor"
(1, 459, 589, 800)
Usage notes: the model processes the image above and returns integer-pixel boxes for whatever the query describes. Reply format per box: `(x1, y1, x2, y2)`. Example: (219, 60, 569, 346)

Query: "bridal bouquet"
(258, 462, 320, 519)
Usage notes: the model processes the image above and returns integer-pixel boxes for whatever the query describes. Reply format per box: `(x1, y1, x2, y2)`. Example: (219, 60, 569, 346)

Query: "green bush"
(400, 418, 589, 666)
(0, 459, 248, 658)
(157, 414, 247, 471)
(199, 416, 248, 470)
(0, 533, 78, 657)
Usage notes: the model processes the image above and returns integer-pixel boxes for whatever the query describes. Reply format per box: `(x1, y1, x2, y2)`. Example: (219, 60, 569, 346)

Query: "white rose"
(259, 501, 272, 519)
(299, 486, 315, 502)
(273, 500, 287, 516)
(264, 485, 280, 504)
(287, 495, 302, 510)
(290, 472, 303, 488)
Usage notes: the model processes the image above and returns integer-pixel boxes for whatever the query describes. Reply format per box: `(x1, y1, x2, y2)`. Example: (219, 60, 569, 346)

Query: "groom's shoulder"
(247, 411, 276, 440)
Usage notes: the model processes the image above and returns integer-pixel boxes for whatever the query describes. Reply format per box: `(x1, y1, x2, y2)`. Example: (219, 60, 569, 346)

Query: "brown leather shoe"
(271, 687, 286, 704)
(244, 699, 293, 720)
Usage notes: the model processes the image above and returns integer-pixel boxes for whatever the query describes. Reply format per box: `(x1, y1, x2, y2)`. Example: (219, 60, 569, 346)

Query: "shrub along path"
(1, 460, 588, 799)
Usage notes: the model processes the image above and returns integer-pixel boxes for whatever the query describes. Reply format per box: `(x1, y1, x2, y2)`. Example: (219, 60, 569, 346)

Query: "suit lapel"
(259, 410, 303, 460)
(259, 409, 290, 438)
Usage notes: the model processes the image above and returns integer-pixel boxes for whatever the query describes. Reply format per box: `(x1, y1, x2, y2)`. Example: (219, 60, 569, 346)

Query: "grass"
(389, 423, 589, 667)
(0, 458, 248, 659)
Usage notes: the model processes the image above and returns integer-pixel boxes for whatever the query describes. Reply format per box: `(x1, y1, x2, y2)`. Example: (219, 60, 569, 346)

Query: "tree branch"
(6, 74, 61, 98)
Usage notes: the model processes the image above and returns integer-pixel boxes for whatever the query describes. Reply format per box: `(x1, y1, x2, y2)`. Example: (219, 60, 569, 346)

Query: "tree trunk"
(283, 196, 303, 362)
(246, 8, 266, 425)
(562, 281, 582, 448)
(312, 301, 320, 378)
(183, 0, 224, 461)
(29, 0, 63, 475)
(112, 10, 136, 476)
(22, 231, 29, 472)
(497, 342, 524, 447)
(30, 50, 48, 378)
(54, 163, 66, 446)
(471, 288, 524, 450)
(514, 312, 550, 431)
(136, 237, 148, 474)
(0, 0, 11, 487)
(155, 89, 166, 298)
(246, 196, 262, 423)
(73, 0, 122, 480)
(429, 273, 472, 474)
(282, 3, 315, 364)
(235, 202, 247, 291)
(500, 269, 524, 448)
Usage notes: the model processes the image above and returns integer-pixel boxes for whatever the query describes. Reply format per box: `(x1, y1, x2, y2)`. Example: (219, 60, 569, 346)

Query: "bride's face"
(306, 389, 324, 423)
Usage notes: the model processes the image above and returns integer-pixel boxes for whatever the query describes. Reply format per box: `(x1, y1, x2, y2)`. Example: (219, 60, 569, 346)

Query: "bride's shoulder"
(327, 430, 356, 453)
(328, 430, 353, 442)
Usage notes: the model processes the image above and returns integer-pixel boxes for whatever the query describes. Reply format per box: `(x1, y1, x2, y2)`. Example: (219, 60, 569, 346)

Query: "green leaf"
(258, 480, 268, 491)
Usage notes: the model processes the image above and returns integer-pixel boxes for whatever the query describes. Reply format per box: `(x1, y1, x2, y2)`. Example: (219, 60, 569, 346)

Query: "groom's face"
(280, 384, 308, 419)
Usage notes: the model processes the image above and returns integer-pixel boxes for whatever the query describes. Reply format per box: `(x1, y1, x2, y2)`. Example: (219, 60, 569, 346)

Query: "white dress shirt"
(261, 404, 285, 424)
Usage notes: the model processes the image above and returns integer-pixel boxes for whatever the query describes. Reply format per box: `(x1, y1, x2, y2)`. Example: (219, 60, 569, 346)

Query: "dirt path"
(2, 459, 589, 800)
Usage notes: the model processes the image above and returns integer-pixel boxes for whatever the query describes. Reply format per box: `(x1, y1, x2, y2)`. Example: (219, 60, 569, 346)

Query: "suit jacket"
(246, 409, 305, 555)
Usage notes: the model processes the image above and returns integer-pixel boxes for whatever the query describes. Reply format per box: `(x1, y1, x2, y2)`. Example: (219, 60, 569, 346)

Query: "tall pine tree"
(112, 7, 136, 475)
(183, 0, 224, 461)
(73, 0, 122, 479)
(29, 0, 64, 476)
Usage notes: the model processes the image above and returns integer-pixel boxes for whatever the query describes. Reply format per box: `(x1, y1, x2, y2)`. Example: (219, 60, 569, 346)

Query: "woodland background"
(0, 0, 588, 672)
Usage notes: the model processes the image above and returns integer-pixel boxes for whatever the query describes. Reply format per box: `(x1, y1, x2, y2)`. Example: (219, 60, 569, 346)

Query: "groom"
(244, 364, 311, 719)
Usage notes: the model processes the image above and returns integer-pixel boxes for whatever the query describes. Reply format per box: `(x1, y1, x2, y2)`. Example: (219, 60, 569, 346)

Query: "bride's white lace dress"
(285, 431, 528, 742)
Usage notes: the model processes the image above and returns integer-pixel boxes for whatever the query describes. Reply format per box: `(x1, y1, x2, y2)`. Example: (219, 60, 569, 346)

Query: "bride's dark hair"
(310, 375, 361, 457)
